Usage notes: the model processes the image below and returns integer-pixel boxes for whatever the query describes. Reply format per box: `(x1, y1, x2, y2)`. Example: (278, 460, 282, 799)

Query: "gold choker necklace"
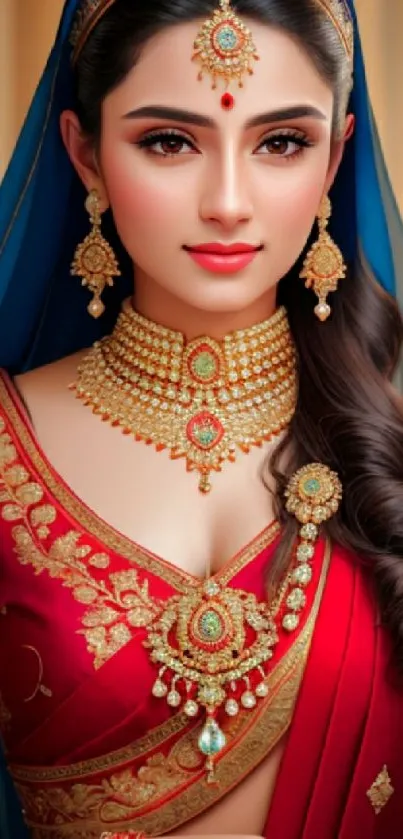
(73, 301, 298, 492)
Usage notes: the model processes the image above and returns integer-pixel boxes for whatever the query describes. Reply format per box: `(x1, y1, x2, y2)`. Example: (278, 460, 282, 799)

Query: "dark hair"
(75, 0, 403, 672)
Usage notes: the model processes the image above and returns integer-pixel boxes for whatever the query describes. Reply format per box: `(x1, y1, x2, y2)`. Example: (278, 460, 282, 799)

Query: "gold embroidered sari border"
(0, 376, 280, 593)
(10, 540, 331, 839)
(101, 539, 332, 837)
(8, 619, 305, 786)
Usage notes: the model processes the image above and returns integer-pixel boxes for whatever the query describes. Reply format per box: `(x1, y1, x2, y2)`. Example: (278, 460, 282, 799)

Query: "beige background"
(1, 0, 403, 215)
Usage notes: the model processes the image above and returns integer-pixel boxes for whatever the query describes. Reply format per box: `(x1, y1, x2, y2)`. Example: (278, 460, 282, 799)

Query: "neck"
(74, 300, 296, 493)
(132, 274, 278, 341)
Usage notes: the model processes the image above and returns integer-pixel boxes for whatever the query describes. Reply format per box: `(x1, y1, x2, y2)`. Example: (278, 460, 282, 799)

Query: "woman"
(0, 0, 402, 837)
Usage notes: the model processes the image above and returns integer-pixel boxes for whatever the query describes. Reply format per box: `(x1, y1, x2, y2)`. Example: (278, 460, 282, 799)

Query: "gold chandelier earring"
(71, 189, 121, 319)
(299, 195, 347, 322)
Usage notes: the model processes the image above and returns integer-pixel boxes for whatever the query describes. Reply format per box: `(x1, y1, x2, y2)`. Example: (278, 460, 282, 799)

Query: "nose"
(199, 145, 253, 231)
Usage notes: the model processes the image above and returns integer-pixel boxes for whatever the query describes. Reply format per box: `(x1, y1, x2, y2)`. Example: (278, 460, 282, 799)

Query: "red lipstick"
(184, 243, 262, 274)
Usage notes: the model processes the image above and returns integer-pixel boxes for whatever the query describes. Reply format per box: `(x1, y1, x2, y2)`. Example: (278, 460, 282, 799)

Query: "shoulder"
(14, 351, 86, 404)
(6, 351, 87, 427)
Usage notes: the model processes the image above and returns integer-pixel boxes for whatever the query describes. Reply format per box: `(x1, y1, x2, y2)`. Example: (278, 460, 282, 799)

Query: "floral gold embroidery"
(10, 541, 332, 839)
(16, 753, 187, 828)
(13, 637, 309, 836)
(0, 423, 161, 668)
(367, 765, 394, 815)
(0, 383, 281, 592)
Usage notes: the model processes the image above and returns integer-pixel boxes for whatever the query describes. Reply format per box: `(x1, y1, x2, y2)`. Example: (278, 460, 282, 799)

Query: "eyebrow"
(122, 104, 328, 129)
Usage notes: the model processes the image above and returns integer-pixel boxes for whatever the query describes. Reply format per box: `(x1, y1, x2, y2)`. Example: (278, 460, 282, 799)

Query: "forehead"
(104, 19, 334, 121)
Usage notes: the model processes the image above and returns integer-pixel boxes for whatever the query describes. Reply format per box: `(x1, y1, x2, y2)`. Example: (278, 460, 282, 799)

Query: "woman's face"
(66, 19, 348, 327)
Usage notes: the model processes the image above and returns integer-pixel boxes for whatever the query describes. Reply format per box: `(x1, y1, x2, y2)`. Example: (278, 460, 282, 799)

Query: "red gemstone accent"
(187, 411, 224, 451)
(221, 92, 235, 110)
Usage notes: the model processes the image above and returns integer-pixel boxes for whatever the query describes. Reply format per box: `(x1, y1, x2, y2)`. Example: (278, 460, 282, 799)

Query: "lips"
(185, 243, 262, 255)
(184, 243, 262, 275)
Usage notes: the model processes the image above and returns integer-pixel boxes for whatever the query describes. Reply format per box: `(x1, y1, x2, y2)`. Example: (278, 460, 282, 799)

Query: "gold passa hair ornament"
(70, 0, 354, 70)
(70, 0, 116, 62)
(316, 0, 354, 64)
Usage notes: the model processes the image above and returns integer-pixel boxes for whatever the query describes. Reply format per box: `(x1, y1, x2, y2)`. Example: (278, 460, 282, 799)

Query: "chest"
(25, 387, 281, 577)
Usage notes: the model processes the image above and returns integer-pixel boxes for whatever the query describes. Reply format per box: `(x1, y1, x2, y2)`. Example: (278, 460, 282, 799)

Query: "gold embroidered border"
(0, 376, 280, 594)
(134, 538, 331, 835)
(11, 711, 191, 784)
(0, 414, 166, 669)
(11, 540, 331, 838)
(0, 391, 280, 670)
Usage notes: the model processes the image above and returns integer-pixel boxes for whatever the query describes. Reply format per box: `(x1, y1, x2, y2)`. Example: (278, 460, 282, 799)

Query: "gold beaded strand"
(72, 301, 298, 492)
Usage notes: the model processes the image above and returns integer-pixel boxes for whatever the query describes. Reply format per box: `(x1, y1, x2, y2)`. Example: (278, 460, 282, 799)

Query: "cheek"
(258, 162, 328, 260)
(101, 144, 186, 253)
(263, 168, 324, 227)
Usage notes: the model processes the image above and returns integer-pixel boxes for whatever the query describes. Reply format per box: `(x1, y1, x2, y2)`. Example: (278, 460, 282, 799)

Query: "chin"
(177, 283, 274, 314)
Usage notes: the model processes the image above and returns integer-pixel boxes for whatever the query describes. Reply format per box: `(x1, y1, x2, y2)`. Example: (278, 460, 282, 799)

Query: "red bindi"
(221, 92, 235, 111)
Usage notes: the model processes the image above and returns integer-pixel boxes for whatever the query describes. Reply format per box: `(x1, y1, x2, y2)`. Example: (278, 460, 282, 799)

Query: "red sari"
(0, 370, 401, 838)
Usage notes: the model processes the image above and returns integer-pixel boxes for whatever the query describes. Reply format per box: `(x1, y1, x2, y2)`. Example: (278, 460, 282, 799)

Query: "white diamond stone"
(184, 700, 199, 717)
(282, 613, 300, 632)
(241, 691, 257, 709)
(203, 580, 220, 597)
(152, 679, 168, 698)
(255, 682, 269, 698)
(293, 564, 312, 586)
(297, 543, 314, 562)
(167, 690, 181, 708)
(286, 588, 306, 611)
(225, 698, 240, 717)
(300, 523, 318, 541)
(313, 506, 328, 523)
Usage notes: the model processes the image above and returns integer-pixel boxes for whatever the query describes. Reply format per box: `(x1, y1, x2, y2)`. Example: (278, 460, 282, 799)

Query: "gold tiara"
(70, 0, 354, 66)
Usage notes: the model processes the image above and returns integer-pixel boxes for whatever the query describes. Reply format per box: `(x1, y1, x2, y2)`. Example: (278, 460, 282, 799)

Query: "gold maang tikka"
(192, 0, 259, 110)
(71, 190, 121, 319)
(300, 195, 347, 322)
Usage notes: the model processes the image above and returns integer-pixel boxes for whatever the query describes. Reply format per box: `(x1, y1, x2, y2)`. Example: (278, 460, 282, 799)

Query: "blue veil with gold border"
(0, 0, 402, 836)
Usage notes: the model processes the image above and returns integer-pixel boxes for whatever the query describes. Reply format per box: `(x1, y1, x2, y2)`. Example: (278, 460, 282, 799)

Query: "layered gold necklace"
(71, 303, 342, 782)
(73, 300, 297, 492)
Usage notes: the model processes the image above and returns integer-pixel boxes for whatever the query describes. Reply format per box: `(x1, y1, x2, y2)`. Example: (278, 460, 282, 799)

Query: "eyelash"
(136, 128, 313, 160)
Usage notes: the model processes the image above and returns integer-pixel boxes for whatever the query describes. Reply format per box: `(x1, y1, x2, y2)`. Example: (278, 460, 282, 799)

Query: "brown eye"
(160, 138, 187, 154)
(267, 138, 289, 155)
(137, 131, 196, 156)
(255, 132, 312, 159)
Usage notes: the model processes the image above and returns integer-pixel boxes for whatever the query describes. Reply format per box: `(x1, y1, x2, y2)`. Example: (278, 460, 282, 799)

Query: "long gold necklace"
(72, 301, 297, 492)
(142, 463, 341, 782)
(71, 305, 341, 782)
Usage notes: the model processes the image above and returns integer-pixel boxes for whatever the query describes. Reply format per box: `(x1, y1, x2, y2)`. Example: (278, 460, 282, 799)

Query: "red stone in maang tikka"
(221, 92, 235, 110)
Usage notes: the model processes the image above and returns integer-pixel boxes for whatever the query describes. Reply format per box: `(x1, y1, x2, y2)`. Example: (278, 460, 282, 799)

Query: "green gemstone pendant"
(198, 717, 227, 757)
